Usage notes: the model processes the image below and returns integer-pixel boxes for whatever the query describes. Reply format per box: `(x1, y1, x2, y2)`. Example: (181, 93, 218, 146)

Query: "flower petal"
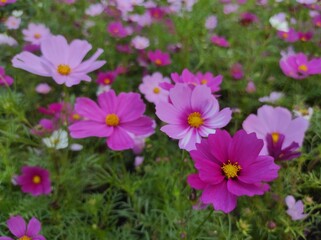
(69, 121, 112, 138)
(107, 127, 135, 150)
(187, 174, 206, 190)
(26, 217, 41, 237)
(7, 216, 26, 238)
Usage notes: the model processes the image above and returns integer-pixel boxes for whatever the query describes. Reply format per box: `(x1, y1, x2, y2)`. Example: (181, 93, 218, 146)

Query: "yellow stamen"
(298, 64, 308, 72)
(32, 175, 41, 184)
(103, 78, 111, 85)
(153, 87, 160, 94)
(221, 160, 242, 179)
(72, 113, 81, 120)
(105, 113, 120, 126)
(271, 132, 280, 144)
(57, 64, 71, 75)
(187, 112, 203, 128)
(300, 37, 307, 42)
(34, 33, 41, 39)
(201, 79, 208, 85)
(19, 236, 31, 240)
(155, 59, 162, 65)
(317, 22, 321, 27)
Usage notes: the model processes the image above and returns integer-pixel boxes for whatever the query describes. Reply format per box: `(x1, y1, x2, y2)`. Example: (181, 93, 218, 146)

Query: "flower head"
(68, 90, 154, 151)
(107, 21, 128, 38)
(285, 195, 308, 220)
(211, 35, 230, 48)
(155, 84, 231, 151)
(42, 129, 69, 149)
(0, 66, 14, 87)
(16, 166, 51, 196)
(0, 215, 46, 240)
(187, 130, 280, 213)
(12, 35, 106, 87)
(22, 23, 51, 45)
(148, 50, 171, 66)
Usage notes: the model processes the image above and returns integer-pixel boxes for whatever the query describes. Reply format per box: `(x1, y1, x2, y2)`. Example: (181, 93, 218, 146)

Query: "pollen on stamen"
(105, 113, 120, 126)
(57, 64, 71, 75)
(298, 64, 308, 72)
(155, 59, 162, 65)
(153, 87, 160, 94)
(32, 175, 41, 184)
(187, 112, 204, 128)
(221, 160, 242, 179)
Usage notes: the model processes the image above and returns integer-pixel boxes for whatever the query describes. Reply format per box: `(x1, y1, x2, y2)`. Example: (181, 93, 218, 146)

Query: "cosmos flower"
(148, 50, 171, 66)
(0, 0, 16, 7)
(42, 129, 69, 149)
(187, 130, 280, 213)
(0, 33, 17, 46)
(0, 215, 46, 240)
(285, 195, 308, 221)
(22, 23, 51, 45)
(269, 12, 289, 32)
(4, 16, 21, 30)
(0, 66, 14, 87)
(16, 166, 52, 196)
(85, 3, 104, 16)
(277, 28, 298, 42)
(155, 84, 231, 151)
(245, 81, 256, 93)
(259, 92, 284, 103)
(107, 21, 128, 38)
(230, 63, 244, 80)
(12, 35, 106, 87)
(211, 35, 230, 48)
(131, 36, 150, 50)
(242, 105, 309, 160)
(205, 15, 217, 30)
(35, 83, 51, 94)
(68, 90, 154, 151)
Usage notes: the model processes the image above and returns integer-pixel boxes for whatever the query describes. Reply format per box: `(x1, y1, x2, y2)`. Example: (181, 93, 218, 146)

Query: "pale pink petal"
(67, 39, 92, 67)
(156, 101, 181, 124)
(41, 35, 69, 65)
(169, 83, 192, 111)
(116, 93, 145, 122)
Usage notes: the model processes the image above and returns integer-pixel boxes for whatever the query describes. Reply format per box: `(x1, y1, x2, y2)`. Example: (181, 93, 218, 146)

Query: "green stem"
(227, 213, 232, 240)
(192, 210, 213, 237)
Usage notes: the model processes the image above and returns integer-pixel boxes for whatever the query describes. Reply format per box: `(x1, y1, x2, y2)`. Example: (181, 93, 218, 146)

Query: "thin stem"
(227, 213, 232, 240)
(192, 210, 213, 238)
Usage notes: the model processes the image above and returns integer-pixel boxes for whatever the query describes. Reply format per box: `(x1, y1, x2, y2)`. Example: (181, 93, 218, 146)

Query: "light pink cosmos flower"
(5, 16, 21, 30)
(85, 3, 104, 16)
(131, 36, 150, 50)
(139, 72, 171, 104)
(246, 81, 256, 93)
(12, 35, 106, 87)
(242, 105, 309, 155)
(205, 15, 217, 30)
(68, 90, 154, 151)
(22, 23, 51, 45)
(35, 83, 51, 94)
(0, 215, 46, 240)
(285, 195, 308, 220)
(187, 130, 280, 213)
(155, 84, 232, 151)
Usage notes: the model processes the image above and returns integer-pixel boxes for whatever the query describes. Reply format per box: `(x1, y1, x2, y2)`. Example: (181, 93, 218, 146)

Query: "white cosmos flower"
(43, 129, 69, 149)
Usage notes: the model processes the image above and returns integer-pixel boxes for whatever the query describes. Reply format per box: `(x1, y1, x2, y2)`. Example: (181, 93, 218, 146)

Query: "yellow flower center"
(34, 33, 41, 39)
(221, 160, 242, 179)
(300, 36, 307, 42)
(57, 64, 71, 75)
(299, 109, 309, 116)
(187, 112, 203, 128)
(72, 113, 81, 120)
(153, 87, 160, 94)
(105, 113, 120, 126)
(103, 78, 111, 84)
(271, 132, 279, 144)
(19, 236, 31, 240)
(1, 0, 7, 3)
(201, 79, 207, 85)
(32, 175, 41, 184)
(155, 59, 162, 65)
(298, 64, 308, 72)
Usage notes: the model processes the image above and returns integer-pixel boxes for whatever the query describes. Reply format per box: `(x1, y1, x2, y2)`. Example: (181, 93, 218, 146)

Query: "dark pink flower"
(149, 7, 166, 20)
(239, 12, 258, 26)
(16, 166, 52, 196)
(0, 215, 45, 240)
(96, 71, 117, 86)
(230, 63, 244, 80)
(211, 35, 230, 48)
(0, 0, 16, 6)
(277, 28, 298, 42)
(148, 50, 171, 66)
(68, 90, 154, 151)
(107, 21, 128, 38)
(313, 15, 321, 27)
(0, 66, 14, 87)
(298, 31, 313, 42)
(187, 130, 280, 213)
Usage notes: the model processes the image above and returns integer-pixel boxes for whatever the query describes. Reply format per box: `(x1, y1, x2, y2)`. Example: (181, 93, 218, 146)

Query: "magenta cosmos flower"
(68, 90, 154, 151)
(0, 66, 14, 87)
(12, 35, 106, 87)
(155, 84, 231, 151)
(242, 105, 309, 160)
(0, 0, 16, 6)
(0, 215, 45, 240)
(16, 166, 51, 196)
(187, 129, 280, 213)
(148, 50, 171, 66)
(279, 52, 321, 80)
(22, 23, 51, 45)
(107, 21, 128, 38)
(211, 35, 230, 48)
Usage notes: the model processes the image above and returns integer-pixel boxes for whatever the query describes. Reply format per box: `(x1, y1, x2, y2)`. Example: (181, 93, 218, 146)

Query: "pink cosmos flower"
(285, 195, 308, 221)
(12, 35, 106, 87)
(107, 21, 128, 38)
(68, 90, 154, 151)
(298, 31, 313, 42)
(22, 23, 51, 45)
(0, 66, 14, 87)
(239, 12, 258, 26)
(277, 28, 298, 42)
(224, 4, 239, 14)
(30, 118, 55, 136)
(155, 84, 232, 151)
(148, 50, 171, 66)
(35, 83, 51, 94)
(211, 35, 230, 48)
(16, 166, 52, 196)
(96, 71, 116, 86)
(230, 63, 244, 80)
(242, 105, 309, 160)
(85, 3, 104, 16)
(187, 129, 280, 213)
(131, 36, 150, 50)
(246, 81, 256, 93)
(0, 215, 45, 240)
(0, 0, 16, 6)
(139, 72, 171, 104)
(313, 15, 321, 27)
(279, 52, 321, 80)
(149, 7, 165, 20)
(5, 16, 21, 30)
(205, 15, 217, 30)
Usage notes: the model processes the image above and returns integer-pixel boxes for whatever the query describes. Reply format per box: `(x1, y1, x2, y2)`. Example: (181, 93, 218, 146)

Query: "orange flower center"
(34, 33, 41, 39)
(103, 78, 111, 85)
(105, 113, 119, 126)
(32, 175, 41, 184)
(57, 64, 71, 75)
(221, 160, 242, 179)
(1, 0, 7, 3)
(317, 21, 321, 27)
(72, 113, 81, 120)
(19, 236, 31, 240)
(187, 112, 203, 128)
(153, 87, 160, 94)
(298, 64, 308, 72)
(155, 59, 162, 65)
(282, 32, 288, 39)
(200, 79, 208, 85)
(300, 36, 307, 42)
(271, 132, 280, 144)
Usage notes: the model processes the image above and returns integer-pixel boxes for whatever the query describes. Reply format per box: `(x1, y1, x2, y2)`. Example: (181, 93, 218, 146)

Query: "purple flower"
(148, 50, 171, 66)
(155, 84, 231, 151)
(0, 215, 45, 240)
(211, 35, 230, 48)
(230, 63, 244, 80)
(0, 66, 14, 87)
(285, 195, 308, 221)
(277, 28, 298, 42)
(107, 21, 128, 38)
(16, 166, 52, 196)
(187, 130, 280, 213)
(242, 105, 309, 158)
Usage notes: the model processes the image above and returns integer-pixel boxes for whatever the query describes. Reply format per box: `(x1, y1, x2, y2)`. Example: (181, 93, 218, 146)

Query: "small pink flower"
(277, 28, 298, 43)
(107, 21, 128, 38)
(22, 23, 51, 45)
(131, 36, 150, 50)
(0, 0, 16, 6)
(230, 63, 244, 80)
(211, 35, 230, 48)
(35, 83, 51, 94)
(285, 195, 308, 220)
(313, 15, 321, 27)
(96, 71, 116, 86)
(0, 66, 14, 87)
(205, 15, 217, 30)
(68, 90, 154, 151)
(5, 16, 21, 30)
(239, 12, 258, 26)
(155, 84, 232, 151)
(0, 215, 46, 240)
(149, 7, 166, 20)
(148, 50, 171, 66)
(16, 166, 52, 196)
(12, 35, 106, 87)
(298, 31, 313, 42)
(245, 81, 256, 93)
